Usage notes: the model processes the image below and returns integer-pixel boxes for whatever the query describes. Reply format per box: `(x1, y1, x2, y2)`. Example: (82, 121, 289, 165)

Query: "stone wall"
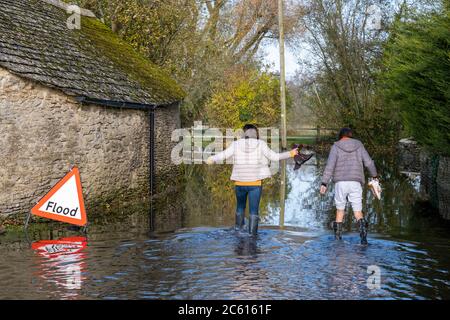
(435, 156, 450, 220)
(0, 67, 180, 219)
(154, 102, 181, 194)
(419, 148, 450, 220)
(397, 138, 421, 172)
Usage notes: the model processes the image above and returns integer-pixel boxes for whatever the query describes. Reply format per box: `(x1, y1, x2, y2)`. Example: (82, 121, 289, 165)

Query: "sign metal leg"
(24, 212, 31, 231)
(82, 222, 89, 234)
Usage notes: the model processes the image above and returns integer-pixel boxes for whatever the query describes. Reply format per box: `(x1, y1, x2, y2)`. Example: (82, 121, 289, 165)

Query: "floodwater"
(0, 154, 449, 300)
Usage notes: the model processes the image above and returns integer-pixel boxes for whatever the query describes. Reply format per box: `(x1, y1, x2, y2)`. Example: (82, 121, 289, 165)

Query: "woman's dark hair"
(338, 127, 353, 140)
(243, 124, 259, 139)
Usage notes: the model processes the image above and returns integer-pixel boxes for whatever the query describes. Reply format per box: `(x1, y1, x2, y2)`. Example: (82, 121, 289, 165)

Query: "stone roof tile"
(0, 0, 186, 107)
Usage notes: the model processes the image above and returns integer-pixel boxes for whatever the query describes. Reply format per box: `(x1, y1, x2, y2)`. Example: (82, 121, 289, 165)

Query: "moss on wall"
(80, 17, 186, 103)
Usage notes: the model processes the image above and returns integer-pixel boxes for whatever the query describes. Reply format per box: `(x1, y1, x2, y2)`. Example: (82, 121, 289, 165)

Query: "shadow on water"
(0, 154, 449, 299)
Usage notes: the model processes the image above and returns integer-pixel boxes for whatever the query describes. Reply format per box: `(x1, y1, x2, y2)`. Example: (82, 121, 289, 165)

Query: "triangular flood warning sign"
(31, 167, 87, 226)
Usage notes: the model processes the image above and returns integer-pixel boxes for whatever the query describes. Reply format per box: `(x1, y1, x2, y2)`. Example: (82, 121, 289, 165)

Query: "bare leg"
(336, 209, 345, 222)
(354, 211, 363, 220)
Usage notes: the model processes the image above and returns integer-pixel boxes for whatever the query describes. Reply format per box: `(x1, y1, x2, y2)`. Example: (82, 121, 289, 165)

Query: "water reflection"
(266, 156, 336, 229)
(279, 159, 287, 228)
(31, 236, 87, 298)
(233, 233, 259, 256)
(181, 154, 445, 237)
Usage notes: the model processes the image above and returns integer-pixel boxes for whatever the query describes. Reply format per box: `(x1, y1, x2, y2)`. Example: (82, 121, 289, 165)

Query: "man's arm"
(321, 145, 338, 186)
(361, 146, 377, 178)
(260, 141, 295, 161)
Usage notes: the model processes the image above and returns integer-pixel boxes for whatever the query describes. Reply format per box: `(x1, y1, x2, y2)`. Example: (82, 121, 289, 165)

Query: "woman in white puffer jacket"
(206, 124, 297, 236)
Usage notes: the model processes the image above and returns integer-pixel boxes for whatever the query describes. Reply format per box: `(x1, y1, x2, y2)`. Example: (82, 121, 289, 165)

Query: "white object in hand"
(368, 178, 382, 200)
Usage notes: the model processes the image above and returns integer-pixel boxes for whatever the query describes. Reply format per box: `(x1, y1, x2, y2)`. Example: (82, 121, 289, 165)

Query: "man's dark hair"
(243, 124, 259, 139)
(338, 127, 353, 140)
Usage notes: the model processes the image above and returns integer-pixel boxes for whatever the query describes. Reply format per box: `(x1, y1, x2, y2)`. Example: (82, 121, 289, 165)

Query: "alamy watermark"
(66, 5, 81, 30)
(61, 2, 382, 32)
(170, 121, 283, 174)
(367, 4, 382, 31)
(43, 1, 83, 30)
(367, 265, 381, 290)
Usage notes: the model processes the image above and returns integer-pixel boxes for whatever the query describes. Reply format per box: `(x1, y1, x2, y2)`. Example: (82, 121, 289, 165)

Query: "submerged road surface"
(0, 155, 449, 299)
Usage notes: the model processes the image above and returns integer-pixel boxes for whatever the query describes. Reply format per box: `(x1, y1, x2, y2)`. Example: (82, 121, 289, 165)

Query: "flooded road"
(1, 154, 449, 299)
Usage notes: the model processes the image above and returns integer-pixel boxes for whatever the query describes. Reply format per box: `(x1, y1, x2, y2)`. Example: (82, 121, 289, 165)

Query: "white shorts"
(334, 181, 363, 212)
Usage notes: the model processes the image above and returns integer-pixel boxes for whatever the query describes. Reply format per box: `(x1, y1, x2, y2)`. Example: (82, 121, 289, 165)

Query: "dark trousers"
(235, 186, 262, 216)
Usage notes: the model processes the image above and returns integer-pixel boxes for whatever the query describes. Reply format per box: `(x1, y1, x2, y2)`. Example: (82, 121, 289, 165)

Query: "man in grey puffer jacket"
(320, 128, 378, 244)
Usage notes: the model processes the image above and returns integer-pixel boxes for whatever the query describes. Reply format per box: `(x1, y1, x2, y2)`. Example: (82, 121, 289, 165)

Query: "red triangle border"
(30, 167, 87, 226)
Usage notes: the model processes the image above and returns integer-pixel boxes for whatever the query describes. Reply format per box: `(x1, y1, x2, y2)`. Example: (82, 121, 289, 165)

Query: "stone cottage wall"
(436, 156, 450, 220)
(419, 149, 450, 220)
(154, 102, 181, 194)
(0, 67, 180, 219)
(397, 138, 421, 172)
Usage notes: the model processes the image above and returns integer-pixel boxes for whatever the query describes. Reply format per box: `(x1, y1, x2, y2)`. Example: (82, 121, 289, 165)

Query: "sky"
(260, 41, 301, 80)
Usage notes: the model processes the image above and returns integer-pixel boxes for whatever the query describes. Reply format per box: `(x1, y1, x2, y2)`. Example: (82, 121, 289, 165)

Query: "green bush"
(205, 67, 290, 129)
(381, 3, 450, 155)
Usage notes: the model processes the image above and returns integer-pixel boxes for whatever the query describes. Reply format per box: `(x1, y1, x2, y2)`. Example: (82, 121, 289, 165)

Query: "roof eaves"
(75, 96, 172, 110)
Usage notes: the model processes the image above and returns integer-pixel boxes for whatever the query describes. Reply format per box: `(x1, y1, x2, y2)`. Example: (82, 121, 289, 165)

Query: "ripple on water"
(0, 226, 449, 299)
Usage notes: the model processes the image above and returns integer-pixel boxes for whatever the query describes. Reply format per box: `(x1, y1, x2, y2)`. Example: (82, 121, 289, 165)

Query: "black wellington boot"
(235, 212, 245, 231)
(249, 215, 259, 236)
(358, 218, 369, 245)
(331, 221, 343, 240)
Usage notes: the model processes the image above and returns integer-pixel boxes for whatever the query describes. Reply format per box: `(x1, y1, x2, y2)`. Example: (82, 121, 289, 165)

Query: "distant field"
(287, 127, 337, 145)
(287, 137, 316, 145)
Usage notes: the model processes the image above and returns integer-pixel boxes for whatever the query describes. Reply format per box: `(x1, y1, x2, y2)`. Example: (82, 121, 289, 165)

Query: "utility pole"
(278, 0, 287, 150)
(278, 0, 287, 230)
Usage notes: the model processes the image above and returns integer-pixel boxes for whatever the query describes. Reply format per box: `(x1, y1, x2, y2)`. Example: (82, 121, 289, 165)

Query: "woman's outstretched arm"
(207, 141, 235, 164)
(260, 141, 295, 161)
